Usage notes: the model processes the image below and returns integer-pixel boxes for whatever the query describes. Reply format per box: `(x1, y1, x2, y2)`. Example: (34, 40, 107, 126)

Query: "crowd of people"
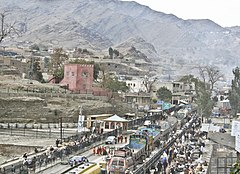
(160, 117, 208, 174)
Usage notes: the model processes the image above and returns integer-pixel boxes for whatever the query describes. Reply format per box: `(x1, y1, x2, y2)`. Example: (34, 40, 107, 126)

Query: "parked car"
(105, 136, 116, 144)
(144, 120, 151, 126)
(68, 156, 88, 166)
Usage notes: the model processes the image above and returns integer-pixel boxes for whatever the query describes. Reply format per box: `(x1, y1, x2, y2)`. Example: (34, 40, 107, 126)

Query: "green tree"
(113, 49, 119, 57)
(230, 162, 240, 174)
(44, 57, 49, 68)
(196, 66, 223, 121)
(179, 74, 197, 83)
(156, 87, 172, 102)
(229, 67, 240, 117)
(212, 96, 218, 102)
(108, 47, 113, 59)
(103, 77, 129, 92)
(179, 74, 214, 122)
(48, 48, 68, 82)
(93, 63, 100, 80)
(32, 59, 43, 82)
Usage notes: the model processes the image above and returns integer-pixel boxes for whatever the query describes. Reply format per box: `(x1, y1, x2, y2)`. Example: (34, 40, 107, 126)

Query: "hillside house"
(153, 81, 196, 104)
(124, 92, 151, 109)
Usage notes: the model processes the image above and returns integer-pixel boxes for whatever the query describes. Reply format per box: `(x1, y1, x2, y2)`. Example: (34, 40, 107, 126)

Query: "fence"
(0, 128, 123, 174)
(0, 87, 109, 101)
(0, 127, 76, 139)
(207, 144, 237, 174)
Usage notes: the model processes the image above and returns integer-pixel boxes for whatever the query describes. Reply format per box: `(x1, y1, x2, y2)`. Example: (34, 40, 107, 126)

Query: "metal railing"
(0, 128, 123, 174)
(133, 115, 198, 174)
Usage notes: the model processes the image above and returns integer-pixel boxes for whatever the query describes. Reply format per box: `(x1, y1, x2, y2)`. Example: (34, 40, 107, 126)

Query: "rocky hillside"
(1, 0, 240, 77)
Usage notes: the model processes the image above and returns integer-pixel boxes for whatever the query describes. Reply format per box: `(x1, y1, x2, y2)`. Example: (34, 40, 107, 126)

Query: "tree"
(197, 65, 223, 92)
(93, 63, 100, 80)
(48, 48, 68, 83)
(156, 87, 172, 103)
(230, 162, 240, 174)
(179, 73, 214, 122)
(32, 60, 43, 82)
(142, 75, 157, 93)
(0, 13, 9, 43)
(229, 67, 240, 117)
(113, 49, 119, 57)
(102, 77, 129, 92)
(196, 66, 223, 121)
(44, 57, 50, 69)
(108, 47, 113, 59)
(0, 12, 18, 43)
(179, 74, 197, 83)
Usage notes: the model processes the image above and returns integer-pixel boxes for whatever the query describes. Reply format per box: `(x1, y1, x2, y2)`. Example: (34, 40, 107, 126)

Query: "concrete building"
(61, 64, 94, 92)
(85, 114, 113, 134)
(125, 79, 147, 93)
(153, 81, 196, 104)
(124, 92, 151, 109)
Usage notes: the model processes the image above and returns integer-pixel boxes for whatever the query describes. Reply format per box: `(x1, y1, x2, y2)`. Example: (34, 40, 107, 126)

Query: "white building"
(125, 78, 147, 93)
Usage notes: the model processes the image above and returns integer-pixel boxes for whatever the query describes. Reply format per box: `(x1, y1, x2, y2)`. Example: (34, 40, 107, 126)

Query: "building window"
(66, 72, 69, 76)
(82, 72, 88, 78)
(110, 122, 115, 129)
(105, 122, 109, 129)
(72, 72, 74, 76)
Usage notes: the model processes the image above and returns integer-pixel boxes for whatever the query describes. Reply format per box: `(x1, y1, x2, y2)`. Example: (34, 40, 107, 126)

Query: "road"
(36, 141, 128, 174)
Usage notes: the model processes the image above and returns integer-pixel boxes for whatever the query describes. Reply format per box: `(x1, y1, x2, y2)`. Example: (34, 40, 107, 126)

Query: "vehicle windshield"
(119, 160, 125, 166)
(111, 159, 118, 165)
(70, 156, 83, 161)
(107, 136, 115, 140)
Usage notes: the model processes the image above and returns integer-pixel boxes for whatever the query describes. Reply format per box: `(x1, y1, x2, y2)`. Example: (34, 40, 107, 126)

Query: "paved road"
(37, 142, 128, 174)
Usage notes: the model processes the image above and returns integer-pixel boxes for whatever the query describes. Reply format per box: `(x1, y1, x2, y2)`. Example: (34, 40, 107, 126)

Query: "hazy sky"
(127, 0, 240, 27)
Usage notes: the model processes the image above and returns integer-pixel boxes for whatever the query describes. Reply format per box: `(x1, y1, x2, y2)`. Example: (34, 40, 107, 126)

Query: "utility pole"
(59, 116, 63, 143)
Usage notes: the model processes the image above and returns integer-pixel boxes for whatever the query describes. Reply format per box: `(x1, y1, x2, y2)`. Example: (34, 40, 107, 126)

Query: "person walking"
(11, 165, 15, 174)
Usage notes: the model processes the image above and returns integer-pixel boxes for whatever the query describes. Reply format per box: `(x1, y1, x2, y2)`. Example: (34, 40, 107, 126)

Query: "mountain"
(1, 0, 240, 78)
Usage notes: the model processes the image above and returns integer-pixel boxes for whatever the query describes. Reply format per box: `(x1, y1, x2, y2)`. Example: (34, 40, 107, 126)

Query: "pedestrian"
(2, 168, 6, 174)
(56, 139, 60, 147)
(34, 147, 38, 153)
(23, 152, 27, 159)
(99, 146, 102, 155)
(74, 159, 77, 166)
(161, 156, 168, 174)
(97, 147, 100, 155)
(101, 146, 105, 155)
(120, 135, 123, 143)
(125, 136, 127, 143)
(93, 147, 96, 155)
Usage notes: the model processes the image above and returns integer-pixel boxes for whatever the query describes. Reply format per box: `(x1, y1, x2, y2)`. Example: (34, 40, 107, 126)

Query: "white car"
(105, 136, 116, 144)
(144, 120, 151, 126)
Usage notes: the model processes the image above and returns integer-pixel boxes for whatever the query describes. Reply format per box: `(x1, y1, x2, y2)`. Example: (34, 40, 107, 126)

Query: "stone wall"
(0, 97, 53, 123)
